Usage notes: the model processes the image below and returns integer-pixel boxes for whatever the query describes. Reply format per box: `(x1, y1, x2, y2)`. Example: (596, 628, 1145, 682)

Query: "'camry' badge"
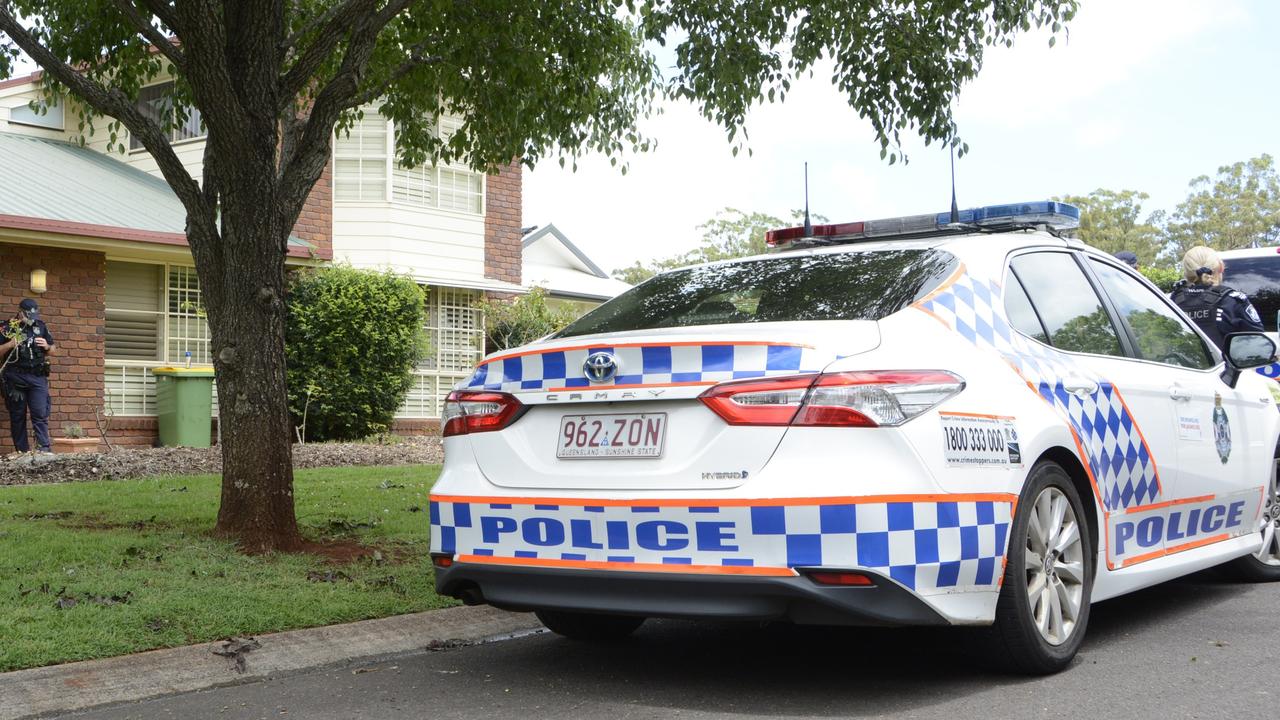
(582, 352, 619, 383)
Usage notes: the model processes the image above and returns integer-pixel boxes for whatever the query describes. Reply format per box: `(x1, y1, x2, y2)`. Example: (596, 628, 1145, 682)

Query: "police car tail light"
(698, 375, 817, 426)
(791, 371, 965, 428)
(441, 390, 527, 436)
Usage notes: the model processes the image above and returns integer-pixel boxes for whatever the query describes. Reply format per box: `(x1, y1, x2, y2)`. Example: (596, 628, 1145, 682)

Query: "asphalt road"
(69, 575, 1279, 720)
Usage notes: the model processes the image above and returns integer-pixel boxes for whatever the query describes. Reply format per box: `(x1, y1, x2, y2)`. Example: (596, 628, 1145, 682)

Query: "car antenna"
(948, 141, 960, 225)
(802, 161, 813, 238)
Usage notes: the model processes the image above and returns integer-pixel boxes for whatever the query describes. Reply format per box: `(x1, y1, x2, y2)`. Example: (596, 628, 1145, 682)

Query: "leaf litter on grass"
(0, 464, 449, 672)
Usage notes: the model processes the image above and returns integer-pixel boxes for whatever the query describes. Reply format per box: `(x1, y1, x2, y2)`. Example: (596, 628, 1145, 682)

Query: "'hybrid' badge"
(582, 352, 619, 383)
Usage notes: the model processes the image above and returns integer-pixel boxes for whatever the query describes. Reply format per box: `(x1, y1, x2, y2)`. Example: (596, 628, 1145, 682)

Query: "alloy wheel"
(1025, 486, 1086, 646)
(1255, 459, 1280, 567)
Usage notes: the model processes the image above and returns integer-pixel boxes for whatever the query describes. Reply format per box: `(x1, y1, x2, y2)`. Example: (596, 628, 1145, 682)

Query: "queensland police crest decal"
(1213, 393, 1231, 464)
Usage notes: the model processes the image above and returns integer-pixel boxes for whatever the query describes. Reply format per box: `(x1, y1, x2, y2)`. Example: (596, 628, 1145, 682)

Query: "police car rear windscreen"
(556, 249, 959, 338)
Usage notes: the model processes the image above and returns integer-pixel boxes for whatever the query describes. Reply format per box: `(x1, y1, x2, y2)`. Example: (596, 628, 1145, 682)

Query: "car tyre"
(985, 461, 1093, 675)
(535, 610, 645, 642)
(1219, 458, 1280, 582)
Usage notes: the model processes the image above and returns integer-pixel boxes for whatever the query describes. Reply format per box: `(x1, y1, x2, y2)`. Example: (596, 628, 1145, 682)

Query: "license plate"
(556, 413, 667, 459)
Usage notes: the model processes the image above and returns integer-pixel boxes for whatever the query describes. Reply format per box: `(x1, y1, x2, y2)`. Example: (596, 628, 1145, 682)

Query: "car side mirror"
(1221, 332, 1277, 388)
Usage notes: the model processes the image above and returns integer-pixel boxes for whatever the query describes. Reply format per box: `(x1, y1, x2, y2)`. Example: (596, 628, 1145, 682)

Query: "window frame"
(1002, 248, 1134, 361)
(128, 81, 206, 151)
(332, 109, 486, 216)
(1079, 252, 1222, 372)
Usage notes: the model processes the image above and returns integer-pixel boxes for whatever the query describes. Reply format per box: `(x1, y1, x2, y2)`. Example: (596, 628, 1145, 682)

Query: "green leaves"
(284, 266, 426, 442)
(1165, 155, 1280, 257)
(481, 288, 579, 352)
(610, 206, 826, 283)
(1056, 189, 1164, 267)
(1062, 155, 1280, 268)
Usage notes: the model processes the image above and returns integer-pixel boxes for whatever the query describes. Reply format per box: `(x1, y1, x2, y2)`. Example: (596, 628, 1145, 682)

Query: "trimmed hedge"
(286, 266, 426, 442)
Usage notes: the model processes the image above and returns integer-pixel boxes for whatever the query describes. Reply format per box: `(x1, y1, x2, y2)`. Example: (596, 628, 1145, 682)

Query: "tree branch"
(278, 0, 380, 106)
(135, 0, 180, 35)
(346, 49, 442, 110)
(109, 0, 185, 70)
(169, 2, 250, 140)
(280, 0, 355, 56)
(0, 7, 207, 226)
(276, 0, 416, 221)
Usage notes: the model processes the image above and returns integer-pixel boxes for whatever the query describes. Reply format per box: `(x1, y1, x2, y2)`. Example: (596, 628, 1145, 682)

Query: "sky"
(523, 0, 1280, 277)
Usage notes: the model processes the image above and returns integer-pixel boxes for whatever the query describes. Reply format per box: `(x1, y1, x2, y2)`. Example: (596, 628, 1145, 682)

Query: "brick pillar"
(291, 157, 334, 260)
(484, 161, 523, 285)
(0, 242, 106, 452)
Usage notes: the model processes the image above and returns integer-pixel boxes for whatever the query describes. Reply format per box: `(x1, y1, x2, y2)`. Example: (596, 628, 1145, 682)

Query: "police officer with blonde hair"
(1170, 246, 1263, 351)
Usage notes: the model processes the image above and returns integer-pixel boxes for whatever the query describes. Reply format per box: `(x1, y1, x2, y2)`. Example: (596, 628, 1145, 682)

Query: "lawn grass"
(0, 465, 453, 672)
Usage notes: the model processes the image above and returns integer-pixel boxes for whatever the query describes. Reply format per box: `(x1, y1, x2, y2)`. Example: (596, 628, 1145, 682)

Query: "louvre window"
(333, 108, 483, 214)
(398, 286, 484, 419)
(333, 114, 389, 201)
(104, 262, 214, 415)
(129, 82, 204, 150)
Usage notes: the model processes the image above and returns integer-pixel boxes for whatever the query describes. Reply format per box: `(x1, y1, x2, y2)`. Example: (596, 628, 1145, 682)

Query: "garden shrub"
(482, 287, 580, 351)
(286, 266, 426, 442)
(1139, 265, 1182, 294)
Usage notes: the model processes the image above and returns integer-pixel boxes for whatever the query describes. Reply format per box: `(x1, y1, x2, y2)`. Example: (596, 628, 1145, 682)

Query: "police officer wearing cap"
(1170, 246, 1263, 352)
(0, 299, 56, 454)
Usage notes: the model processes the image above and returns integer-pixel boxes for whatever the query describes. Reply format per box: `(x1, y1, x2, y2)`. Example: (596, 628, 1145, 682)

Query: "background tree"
(1164, 154, 1280, 257)
(0, 0, 1074, 550)
(285, 266, 425, 443)
(1057, 189, 1164, 267)
(612, 208, 826, 284)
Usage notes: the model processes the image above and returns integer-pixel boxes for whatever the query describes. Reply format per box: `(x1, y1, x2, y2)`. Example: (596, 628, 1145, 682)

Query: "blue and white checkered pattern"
(430, 498, 1013, 593)
(462, 343, 831, 392)
(918, 273, 1162, 511)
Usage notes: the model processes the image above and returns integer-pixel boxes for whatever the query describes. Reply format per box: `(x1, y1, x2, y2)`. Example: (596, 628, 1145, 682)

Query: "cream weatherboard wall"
(331, 109, 488, 285)
(330, 108, 492, 421)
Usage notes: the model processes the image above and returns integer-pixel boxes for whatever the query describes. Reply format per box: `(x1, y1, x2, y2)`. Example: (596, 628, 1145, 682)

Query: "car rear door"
(1007, 250, 1180, 568)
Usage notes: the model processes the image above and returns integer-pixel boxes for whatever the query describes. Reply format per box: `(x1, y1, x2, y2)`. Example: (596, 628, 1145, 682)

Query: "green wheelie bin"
(153, 366, 216, 447)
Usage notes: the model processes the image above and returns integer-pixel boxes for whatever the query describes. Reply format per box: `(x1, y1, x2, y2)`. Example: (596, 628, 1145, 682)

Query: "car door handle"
(1062, 376, 1098, 397)
(1168, 385, 1193, 402)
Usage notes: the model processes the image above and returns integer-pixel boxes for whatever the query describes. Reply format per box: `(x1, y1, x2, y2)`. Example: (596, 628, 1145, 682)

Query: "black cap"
(18, 298, 38, 312)
(1113, 251, 1138, 269)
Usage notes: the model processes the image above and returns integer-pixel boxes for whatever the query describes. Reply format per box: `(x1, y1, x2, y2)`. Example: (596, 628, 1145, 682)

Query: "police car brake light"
(764, 201, 1081, 248)
(699, 370, 964, 428)
(698, 375, 817, 426)
(793, 370, 964, 427)
(442, 390, 527, 436)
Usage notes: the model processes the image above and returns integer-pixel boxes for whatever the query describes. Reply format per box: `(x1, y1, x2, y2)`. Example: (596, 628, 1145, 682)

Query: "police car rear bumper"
(435, 562, 949, 627)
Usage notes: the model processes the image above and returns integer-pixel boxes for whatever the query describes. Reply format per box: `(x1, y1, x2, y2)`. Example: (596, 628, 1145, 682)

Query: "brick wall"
(484, 161, 523, 285)
(291, 157, 333, 260)
(0, 242, 106, 452)
(391, 418, 440, 436)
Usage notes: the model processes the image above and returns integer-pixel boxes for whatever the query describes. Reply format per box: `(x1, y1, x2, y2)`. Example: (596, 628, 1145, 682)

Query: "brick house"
(0, 71, 527, 449)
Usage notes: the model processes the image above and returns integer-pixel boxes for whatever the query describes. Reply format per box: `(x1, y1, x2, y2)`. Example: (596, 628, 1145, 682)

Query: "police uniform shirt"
(1170, 282, 1264, 350)
(4, 319, 55, 373)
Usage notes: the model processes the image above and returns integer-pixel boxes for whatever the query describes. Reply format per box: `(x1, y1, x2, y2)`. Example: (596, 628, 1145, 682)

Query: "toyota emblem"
(582, 351, 619, 383)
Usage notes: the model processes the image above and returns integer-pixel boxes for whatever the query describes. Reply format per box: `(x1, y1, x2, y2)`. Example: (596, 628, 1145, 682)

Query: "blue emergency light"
(765, 200, 1081, 248)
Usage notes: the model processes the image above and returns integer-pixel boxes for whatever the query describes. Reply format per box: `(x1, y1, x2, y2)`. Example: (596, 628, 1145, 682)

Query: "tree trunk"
(204, 161, 303, 553)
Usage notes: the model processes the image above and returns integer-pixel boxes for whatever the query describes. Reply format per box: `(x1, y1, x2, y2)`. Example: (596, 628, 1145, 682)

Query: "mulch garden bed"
(0, 435, 443, 485)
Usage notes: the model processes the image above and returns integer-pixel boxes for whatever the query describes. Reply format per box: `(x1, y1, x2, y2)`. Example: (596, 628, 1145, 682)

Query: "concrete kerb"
(0, 605, 541, 720)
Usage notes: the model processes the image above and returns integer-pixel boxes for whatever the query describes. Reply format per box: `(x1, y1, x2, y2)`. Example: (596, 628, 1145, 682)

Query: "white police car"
(430, 202, 1280, 674)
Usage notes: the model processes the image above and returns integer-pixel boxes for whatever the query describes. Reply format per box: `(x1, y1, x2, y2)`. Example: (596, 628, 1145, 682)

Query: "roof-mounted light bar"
(764, 201, 1081, 248)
